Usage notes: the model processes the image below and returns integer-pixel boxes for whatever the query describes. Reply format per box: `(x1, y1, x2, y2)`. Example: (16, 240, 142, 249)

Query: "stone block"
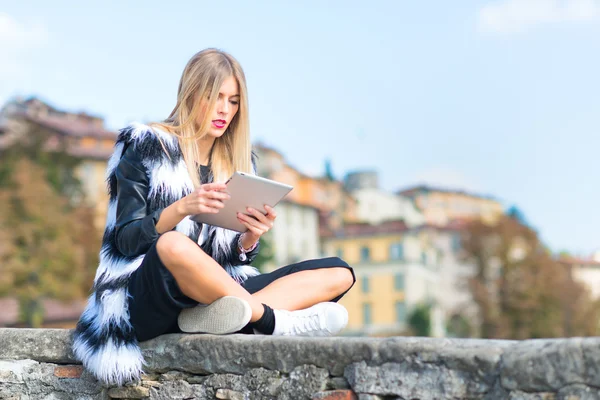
(108, 386, 150, 399)
(557, 384, 600, 400)
(508, 392, 556, 399)
(345, 360, 490, 399)
(312, 389, 358, 400)
(54, 365, 84, 378)
(501, 339, 586, 392)
(0, 328, 75, 363)
(325, 376, 351, 390)
(158, 370, 189, 381)
(357, 395, 384, 400)
(148, 380, 195, 399)
(216, 388, 245, 400)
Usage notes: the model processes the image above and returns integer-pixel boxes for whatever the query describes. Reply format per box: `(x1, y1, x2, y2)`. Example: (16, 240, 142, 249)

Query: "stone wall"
(0, 328, 599, 399)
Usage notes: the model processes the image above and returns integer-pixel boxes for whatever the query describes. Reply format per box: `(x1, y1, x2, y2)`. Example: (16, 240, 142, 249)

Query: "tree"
(506, 205, 528, 226)
(446, 313, 473, 338)
(251, 232, 276, 273)
(460, 216, 600, 339)
(407, 303, 431, 336)
(324, 159, 335, 181)
(0, 124, 100, 327)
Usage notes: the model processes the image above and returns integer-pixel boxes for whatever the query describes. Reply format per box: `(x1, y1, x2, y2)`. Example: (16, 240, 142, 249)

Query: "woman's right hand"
(176, 183, 231, 216)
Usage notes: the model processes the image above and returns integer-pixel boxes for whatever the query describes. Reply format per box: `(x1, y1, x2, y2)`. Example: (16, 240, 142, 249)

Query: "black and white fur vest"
(73, 122, 260, 385)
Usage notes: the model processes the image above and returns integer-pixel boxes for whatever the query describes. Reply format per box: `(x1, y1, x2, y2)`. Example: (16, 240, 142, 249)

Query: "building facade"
(559, 253, 600, 300)
(344, 171, 425, 227)
(321, 220, 447, 337)
(254, 143, 358, 229)
(264, 200, 321, 271)
(397, 185, 504, 226)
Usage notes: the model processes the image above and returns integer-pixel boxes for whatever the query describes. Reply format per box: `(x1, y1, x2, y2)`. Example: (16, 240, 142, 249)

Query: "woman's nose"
(217, 99, 229, 115)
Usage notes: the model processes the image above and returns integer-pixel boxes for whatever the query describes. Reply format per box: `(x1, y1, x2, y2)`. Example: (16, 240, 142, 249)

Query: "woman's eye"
(230, 101, 239, 106)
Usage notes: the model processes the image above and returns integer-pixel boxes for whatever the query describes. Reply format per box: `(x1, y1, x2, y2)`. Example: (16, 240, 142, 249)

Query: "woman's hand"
(176, 183, 231, 216)
(237, 205, 277, 246)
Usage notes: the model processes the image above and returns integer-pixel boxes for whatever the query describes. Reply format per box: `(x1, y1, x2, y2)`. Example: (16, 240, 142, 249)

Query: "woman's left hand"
(237, 204, 277, 244)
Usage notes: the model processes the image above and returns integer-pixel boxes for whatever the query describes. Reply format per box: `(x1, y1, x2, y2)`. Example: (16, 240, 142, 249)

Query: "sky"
(1, 0, 599, 255)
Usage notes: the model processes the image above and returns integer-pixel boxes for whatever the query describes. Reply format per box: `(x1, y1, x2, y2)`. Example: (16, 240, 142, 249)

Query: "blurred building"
(265, 200, 321, 270)
(321, 220, 449, 337)
(344, 170, 425, 227)
(409, 221, 478, 337)
(254, 143, 359, 230)
(397, 185, 504, 226)
(558, 253, 600, 300)
(0, 97, 117, 230)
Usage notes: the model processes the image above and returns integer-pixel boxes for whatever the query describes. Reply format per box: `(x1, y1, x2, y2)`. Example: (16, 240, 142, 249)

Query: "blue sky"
(1, 0, 599, 255)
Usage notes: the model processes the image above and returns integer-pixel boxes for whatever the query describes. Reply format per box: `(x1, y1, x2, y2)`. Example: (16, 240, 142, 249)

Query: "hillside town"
(0, 97, 598, 337)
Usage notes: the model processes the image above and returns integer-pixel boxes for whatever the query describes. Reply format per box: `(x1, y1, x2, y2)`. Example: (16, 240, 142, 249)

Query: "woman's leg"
(241, 257, 356, 311)
(156, 231, 265, 322)
(252, 268, 355, 311)
(241, 258, 356, 336)
(157, 232, 355, 336)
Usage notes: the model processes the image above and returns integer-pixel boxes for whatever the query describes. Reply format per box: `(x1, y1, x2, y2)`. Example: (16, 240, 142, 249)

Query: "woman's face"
(200, 75, 240, 138)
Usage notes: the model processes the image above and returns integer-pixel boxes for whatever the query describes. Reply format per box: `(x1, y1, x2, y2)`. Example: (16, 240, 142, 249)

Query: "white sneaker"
(272, 302, 348, 337)
(178, 296, 252, 334)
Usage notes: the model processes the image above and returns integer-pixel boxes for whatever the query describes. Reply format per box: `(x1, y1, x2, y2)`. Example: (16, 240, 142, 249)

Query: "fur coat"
(72, 123, 260, 385)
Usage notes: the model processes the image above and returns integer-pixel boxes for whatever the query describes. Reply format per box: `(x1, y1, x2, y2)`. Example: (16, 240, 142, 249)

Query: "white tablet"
(190, 172, 293, 233)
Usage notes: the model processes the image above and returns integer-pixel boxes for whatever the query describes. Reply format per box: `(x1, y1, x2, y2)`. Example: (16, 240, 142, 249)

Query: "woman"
(73, 48, 355, 386)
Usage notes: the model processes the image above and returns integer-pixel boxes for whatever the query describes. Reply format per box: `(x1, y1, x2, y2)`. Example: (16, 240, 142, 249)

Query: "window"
(390, 243, 404, 261)
(363, 303, 372, 325)
(421, 252, 427, 265)
(451, 234, 462, 252)
(394, 273, 404, 291)
(336, 247, 344, 259)
(360, 246, 370, 262)
(395, 301, 406, 322)
(361, 276, 370, 293)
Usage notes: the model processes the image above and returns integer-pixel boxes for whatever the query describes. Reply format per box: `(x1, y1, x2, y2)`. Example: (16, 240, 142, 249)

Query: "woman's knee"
(331, 266, 355, 292)
(156, 231, 193, 266)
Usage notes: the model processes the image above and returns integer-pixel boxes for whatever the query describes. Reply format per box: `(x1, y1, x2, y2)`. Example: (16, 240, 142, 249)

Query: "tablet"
(190, 172, 293, 232)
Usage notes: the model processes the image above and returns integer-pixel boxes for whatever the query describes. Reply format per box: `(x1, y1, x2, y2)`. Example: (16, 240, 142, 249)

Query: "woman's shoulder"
(116, 122, 181, 162)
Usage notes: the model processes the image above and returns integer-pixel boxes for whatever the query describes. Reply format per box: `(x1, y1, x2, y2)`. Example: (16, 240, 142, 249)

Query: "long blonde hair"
(151, 48, 252, 188)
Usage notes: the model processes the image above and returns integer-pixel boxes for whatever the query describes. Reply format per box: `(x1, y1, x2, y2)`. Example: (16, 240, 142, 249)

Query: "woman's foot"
(178, 296, 252, 334)
(271, 302, 348, 337)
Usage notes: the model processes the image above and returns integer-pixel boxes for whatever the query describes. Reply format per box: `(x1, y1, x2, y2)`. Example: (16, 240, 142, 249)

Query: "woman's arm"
(227, 233, 261, 265)
(114, 145, 185, 257)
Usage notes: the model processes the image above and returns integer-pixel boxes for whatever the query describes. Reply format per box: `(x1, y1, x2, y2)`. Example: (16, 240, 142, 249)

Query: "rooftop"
(396, 184, 498, 201)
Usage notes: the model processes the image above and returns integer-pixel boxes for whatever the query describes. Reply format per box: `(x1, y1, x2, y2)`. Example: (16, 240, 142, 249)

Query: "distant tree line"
(455, 212, 600, 338)
(0, 124, 100, 327)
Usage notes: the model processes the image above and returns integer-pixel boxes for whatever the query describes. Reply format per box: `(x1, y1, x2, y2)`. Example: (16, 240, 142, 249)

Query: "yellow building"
(397, 185, 504, 226)
(322, 220, 443, 336)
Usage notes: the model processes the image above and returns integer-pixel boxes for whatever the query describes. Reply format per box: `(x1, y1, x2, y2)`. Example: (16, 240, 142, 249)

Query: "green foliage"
(408, 303, 431, 337)
(446, 313, 473, 338)
(251, 232, 276, 273)
(0, 124, 100, 327)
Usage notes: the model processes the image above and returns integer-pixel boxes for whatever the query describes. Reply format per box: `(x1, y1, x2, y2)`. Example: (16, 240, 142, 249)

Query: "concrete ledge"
(1, 328, 599, 399)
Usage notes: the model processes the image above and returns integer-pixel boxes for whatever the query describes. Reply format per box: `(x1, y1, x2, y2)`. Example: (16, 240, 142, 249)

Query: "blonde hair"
(151, 48, 252, 188)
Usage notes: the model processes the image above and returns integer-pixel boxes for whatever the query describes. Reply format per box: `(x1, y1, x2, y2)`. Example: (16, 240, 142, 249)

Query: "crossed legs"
(156, 231, 354, 323)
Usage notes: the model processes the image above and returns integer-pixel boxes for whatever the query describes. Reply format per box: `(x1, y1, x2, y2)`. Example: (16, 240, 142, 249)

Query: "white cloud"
(0, 13, 49, 104)
(0, 12, 48, 51)
(477, 0, 600, 34)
